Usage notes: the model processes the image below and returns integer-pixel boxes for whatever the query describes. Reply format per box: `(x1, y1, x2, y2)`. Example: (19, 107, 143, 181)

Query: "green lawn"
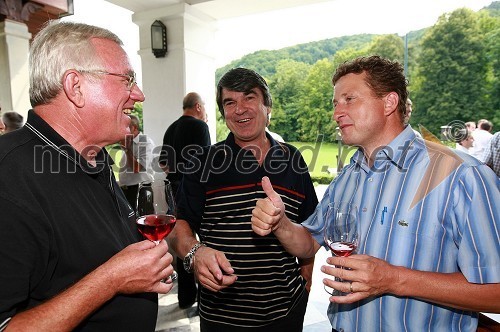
(289, 141, 357, 181)
(109, 141, 357, 184)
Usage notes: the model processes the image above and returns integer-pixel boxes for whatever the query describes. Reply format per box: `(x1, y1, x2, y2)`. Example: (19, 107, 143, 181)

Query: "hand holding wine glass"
(324, 202, 359, 296)
(136, 178, 178, 282)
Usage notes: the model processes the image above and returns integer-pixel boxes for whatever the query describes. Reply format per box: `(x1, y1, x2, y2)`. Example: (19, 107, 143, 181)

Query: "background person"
(455, 128, 474, 154)
(159, 92, 211, 194)
(265, 112, 285, 142)
(159, 91, 211, 309)
(471, 119, 493, 160)
(168, 68, 318, 331)
(465, 121, 476, 131)
(0, 22, 175, 331)
(1, 111, 24, 133)
(483, 131, 500, 177)
(252, 56, 500, 331)
(118, 114, 156, 211)
(404, 97, 421, 137)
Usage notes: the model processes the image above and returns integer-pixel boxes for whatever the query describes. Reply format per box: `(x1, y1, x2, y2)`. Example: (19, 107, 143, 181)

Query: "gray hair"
(183, 92, 203, 110)
(29, 21, 123, 106)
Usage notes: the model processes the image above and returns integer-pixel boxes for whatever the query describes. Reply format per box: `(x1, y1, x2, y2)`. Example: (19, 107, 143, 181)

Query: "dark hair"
(479, 120, 493, 132)
(332, 55, 408, 120)
(216, 67, 272, 118)
(2, 111, 24, 130)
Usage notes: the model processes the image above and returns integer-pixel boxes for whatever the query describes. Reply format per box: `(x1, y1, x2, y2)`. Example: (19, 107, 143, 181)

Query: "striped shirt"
(303, 126, 500, 331)
(482, 132, 500, 177)
(177, 133, 318, 328)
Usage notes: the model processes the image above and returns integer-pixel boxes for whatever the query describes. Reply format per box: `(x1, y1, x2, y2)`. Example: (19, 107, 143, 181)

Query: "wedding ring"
(161, 271, 178, 283)
(349, 282, 354, 293)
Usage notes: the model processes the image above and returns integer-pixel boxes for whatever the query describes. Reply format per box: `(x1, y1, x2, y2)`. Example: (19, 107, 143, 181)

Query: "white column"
(0, 20, 31, 118)
(132, 3, 217, 148)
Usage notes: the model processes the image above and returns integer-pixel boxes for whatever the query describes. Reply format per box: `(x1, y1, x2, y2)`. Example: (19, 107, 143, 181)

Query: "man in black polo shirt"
(0, 22, 174, 331)
(168, 68, 318, 331)
(159, 92, 211, 309)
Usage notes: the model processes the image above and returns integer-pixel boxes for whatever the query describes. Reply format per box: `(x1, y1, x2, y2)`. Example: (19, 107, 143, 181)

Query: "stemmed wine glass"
(323, 202, 359, 296)
(136, 178, 178, 281)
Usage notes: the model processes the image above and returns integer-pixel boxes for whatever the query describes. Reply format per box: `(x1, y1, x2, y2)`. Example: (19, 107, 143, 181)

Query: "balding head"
(182, 92, 206, 122)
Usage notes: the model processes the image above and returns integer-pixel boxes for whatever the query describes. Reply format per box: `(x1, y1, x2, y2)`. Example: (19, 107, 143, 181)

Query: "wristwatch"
(183, 242, 205, 273)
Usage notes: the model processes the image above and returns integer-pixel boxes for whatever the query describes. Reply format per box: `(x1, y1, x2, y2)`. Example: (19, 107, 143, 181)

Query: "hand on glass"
(102, 240, 175, 294)
(321, 253, 399, 303)
(323, 202, 358, 296)
(136, 178, 178, 282)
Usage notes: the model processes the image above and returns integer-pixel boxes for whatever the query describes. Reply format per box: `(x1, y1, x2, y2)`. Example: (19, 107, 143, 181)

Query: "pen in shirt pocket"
(381, 206, 388, 225)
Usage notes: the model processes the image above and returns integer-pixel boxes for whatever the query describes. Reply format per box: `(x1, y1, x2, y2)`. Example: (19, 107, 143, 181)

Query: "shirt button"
(362, 207, 367, 212)
(368, 178, 373, 182)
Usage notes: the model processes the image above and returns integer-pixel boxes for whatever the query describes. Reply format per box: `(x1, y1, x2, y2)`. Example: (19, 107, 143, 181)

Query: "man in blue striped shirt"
(252, 56, 500, 331)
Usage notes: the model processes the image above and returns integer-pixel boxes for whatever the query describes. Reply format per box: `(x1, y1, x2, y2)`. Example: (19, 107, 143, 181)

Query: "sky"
(214, 0, 494, 66)
(62, 0, 494, 82)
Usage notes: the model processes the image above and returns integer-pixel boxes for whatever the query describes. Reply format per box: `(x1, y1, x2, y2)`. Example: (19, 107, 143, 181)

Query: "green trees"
(412, 8, 493, 134)
(215, 3, 499, 143)
(295, 59, 336, 142)
(481, 5, 500, 126)
(368, 34, 404, 62)
(268, 60, 310, 141)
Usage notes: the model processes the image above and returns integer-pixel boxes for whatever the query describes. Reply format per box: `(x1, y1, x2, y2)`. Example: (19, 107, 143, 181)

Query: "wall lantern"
(151, 20, 167, 58)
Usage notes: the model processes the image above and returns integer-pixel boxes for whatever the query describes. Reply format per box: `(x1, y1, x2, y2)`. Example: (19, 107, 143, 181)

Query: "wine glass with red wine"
(323, 202, 358, 296)
(136, 178, 177, 281)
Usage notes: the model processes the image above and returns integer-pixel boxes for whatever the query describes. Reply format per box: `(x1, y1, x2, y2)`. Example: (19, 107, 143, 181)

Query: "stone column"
(132, 3, 217, 148)
(0, 20, 31, 118)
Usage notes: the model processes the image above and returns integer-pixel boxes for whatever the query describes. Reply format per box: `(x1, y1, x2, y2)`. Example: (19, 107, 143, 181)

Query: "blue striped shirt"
(303, 126, 500, 331)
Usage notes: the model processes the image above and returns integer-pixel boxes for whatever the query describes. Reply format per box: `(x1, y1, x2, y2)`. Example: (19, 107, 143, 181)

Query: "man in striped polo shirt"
(168, 68, 318, 331)
(252, 56, 500, 331)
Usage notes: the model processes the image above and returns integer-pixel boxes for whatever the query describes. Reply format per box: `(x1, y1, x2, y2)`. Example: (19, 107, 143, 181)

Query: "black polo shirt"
(159, 115, 211, 190)
(177, 132, 318, 328)
(0, 110, 157, 331)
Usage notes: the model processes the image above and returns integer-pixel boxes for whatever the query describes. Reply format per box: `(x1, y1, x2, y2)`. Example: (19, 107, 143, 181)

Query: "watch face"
(183, 255, 193, 273)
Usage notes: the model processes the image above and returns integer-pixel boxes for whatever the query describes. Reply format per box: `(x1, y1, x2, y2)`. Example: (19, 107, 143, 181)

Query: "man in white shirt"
(265, 112, 285, 142)
(455, 129, 474, 154)
(471, 119, 493, 160)
(119, 114, 156, 210)
(405, 98, 422, 138)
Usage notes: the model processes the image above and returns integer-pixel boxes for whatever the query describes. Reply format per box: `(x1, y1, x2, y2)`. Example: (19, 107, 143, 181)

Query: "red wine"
(327, 241, 356, 257)
(136, 214, 176, 243)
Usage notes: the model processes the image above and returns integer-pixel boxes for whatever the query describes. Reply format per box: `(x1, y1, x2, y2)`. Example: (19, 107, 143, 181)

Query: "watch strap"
(183, 242, 205, 273)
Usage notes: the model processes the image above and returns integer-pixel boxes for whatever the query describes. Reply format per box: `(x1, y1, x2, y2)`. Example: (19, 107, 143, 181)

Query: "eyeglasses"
(79, 70, 137, 89)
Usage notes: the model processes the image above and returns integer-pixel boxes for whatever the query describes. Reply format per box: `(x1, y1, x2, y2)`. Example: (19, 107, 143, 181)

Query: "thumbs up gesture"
(251, 176, 286, 236)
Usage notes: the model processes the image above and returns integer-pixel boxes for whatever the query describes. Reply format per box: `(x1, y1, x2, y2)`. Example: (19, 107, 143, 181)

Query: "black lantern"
(151, 20, 167, 58)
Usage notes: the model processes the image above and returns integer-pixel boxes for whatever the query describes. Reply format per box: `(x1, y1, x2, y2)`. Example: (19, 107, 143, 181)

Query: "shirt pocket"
(373, 208, 440, 270)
